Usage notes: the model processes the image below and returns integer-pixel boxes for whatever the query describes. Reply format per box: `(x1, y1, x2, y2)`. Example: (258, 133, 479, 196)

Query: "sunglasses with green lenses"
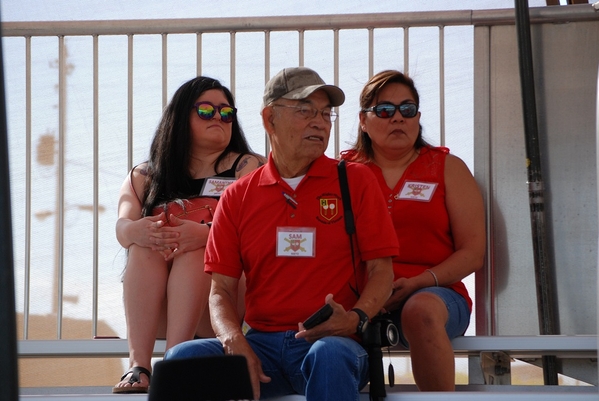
(362, 102, 418, 119)
(194, 102, 236, 123)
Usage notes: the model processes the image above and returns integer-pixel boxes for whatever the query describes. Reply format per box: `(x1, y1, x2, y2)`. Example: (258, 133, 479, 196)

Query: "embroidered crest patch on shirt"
(395, 181, 438, 202)
(319, 197, 338, 221)
(200, 177, 236, 197)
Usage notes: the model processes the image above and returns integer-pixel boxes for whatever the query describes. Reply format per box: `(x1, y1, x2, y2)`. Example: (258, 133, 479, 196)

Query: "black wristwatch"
(351, 308, 369, 335)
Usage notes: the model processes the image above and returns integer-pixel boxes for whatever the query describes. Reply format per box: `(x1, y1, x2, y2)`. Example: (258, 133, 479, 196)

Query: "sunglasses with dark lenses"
(194, 102, 237, 123)
(363, 102, 419, 119)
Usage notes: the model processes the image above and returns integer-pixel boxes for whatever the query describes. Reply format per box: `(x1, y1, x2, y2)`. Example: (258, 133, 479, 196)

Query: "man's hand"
(219, 331, 271, 400)
(295, 294, 357, 342)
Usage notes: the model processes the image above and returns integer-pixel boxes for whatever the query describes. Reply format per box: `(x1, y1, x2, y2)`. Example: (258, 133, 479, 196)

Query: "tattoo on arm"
(236, 157, 250, 172)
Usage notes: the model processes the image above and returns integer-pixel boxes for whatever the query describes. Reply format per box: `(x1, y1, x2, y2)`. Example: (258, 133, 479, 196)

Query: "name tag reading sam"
(200, 177, 236, 197)
(276, 227, 316, 257)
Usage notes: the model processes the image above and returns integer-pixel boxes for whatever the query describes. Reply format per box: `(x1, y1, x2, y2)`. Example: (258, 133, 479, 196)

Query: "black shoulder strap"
(337, 160, 355, 235)
(337, 160, 392, 401)
(339, 160, 389, 401)
(337, 160, 360, 299)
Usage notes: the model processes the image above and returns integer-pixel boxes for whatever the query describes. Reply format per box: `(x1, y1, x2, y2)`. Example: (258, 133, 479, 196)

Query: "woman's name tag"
(395, 181, 437, 202)
(200, 177, 236, 197)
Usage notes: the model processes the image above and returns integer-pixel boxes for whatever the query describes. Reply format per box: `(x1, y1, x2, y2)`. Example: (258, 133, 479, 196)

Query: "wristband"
(350, 308, 369, 335)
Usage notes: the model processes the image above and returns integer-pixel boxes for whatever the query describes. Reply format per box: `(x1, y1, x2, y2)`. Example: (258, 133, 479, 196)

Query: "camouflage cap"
(262, 67, 345, 108)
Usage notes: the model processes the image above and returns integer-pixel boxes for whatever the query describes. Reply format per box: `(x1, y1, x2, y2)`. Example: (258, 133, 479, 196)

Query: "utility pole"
(35, 44, 105, 338)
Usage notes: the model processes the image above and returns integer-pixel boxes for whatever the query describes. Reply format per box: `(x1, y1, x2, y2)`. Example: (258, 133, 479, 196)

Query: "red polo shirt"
(205, 154, 399, 332)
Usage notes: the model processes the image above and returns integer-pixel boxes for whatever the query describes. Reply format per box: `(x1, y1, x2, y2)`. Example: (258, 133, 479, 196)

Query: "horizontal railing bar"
(18, 339, 166, 358)
(451, 335, 598, 352)
(2, 12, 471, 37)
(394, 335, 598, 358)
(17, 335, 597, 359)
(3, 5, 597, 37)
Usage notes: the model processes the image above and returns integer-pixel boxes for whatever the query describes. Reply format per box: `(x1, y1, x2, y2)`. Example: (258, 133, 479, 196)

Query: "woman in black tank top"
(113, 76, 264, 394)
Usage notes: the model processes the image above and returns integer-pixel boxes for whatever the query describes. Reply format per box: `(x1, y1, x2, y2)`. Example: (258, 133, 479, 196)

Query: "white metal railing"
(3, 10, 469, 341)
(3, 6, 597, 343)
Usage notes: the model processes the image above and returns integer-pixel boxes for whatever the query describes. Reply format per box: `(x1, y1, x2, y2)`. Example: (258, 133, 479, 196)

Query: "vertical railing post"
(23, 35, 32, 340)
(92, 34, 100, 336)
(264, 30, 271, 155)
(438, 25, 446, 147)
(55, 36, 67, 338)
(595, 54, 599, 391)
(127, 34, 134, 172)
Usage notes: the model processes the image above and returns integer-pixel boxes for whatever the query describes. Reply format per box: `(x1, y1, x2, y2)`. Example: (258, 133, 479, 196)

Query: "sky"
(0, 0, 579, 350)
(1, 0, 556, 22)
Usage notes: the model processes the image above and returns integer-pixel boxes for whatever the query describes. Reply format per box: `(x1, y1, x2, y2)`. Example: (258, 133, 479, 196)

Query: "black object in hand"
(302, 304, 333, 329)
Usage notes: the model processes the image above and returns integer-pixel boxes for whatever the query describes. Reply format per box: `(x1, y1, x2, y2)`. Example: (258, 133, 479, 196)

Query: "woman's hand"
(384, 277, 419, 312)
(152, 214, 210, 261)
(118, 212, 175, 249)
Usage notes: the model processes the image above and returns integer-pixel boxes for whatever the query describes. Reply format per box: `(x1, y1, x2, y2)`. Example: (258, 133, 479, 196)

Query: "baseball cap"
(262, 67, 345, 108)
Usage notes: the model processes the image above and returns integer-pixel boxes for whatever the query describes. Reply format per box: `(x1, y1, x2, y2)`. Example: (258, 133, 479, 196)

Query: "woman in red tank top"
(342, 70, 485, 391)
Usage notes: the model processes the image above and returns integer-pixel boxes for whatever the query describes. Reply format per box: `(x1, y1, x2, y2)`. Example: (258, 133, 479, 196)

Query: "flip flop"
(112, 366, 152, 394)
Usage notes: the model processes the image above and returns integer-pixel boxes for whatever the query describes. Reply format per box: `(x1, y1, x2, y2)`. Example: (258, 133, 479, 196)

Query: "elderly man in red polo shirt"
(165, 67, 399, 401)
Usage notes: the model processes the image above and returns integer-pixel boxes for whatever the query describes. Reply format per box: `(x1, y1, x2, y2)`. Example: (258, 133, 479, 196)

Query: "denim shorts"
(388, 286, 471, 348)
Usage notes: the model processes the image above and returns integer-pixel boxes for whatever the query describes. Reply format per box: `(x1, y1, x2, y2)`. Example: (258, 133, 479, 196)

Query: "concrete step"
(19, 385, 598, 400)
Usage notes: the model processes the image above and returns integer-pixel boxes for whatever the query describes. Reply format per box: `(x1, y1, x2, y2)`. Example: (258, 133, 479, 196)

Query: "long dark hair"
(142, 76, 251, 216)
(347, 70, 429, 163)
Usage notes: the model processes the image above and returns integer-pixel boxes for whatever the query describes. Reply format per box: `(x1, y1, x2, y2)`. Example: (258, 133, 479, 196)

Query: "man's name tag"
(200, 177, 236, 197)
(276, 227, 316, 257)
(395, 181, 438, 202)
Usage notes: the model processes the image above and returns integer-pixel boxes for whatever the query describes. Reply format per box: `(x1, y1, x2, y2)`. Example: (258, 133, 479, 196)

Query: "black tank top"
(181, 155, 244, 198)
(157, 153, 245, 202)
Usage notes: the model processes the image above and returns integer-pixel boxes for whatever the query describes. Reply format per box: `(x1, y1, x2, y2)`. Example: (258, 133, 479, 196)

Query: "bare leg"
(401, 292, 455, 391)
(115, 245, 168, 390)
(164, 247, 211, 349)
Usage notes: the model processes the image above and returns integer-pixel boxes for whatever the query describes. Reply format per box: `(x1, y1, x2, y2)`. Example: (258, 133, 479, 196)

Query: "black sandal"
(112, 366, 152, 394)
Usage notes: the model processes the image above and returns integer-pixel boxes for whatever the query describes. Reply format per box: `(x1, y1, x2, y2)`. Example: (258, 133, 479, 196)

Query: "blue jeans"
(165, 330, 369, 401)
(389, 286, 471, 348)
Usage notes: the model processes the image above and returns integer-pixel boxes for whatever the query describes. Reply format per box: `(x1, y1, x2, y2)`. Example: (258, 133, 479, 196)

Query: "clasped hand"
(143, 212, 208, 261)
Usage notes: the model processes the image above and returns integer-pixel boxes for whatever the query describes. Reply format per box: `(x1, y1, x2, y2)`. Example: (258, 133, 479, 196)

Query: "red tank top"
(367, 146, 472, 310)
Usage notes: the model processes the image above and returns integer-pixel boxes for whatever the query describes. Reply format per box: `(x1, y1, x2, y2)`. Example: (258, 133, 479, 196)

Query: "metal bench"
(18, 334, 597, 387)
(18, 335, 596, 359)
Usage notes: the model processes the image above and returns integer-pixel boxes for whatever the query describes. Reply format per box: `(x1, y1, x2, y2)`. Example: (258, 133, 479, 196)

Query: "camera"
(362, 314, 399, 348)
(361, 314, 399, 400)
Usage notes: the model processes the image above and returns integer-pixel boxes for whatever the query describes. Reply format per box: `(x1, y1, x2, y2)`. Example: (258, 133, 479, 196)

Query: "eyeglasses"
(362, 102, 419, 119)
(272, 103, 338, 123)
(194, 102, 237, 123)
